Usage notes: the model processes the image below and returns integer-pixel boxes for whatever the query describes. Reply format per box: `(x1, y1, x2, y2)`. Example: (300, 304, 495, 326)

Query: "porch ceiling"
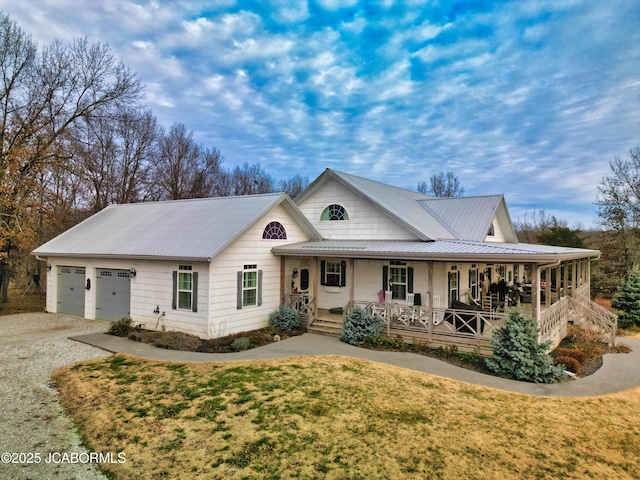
(272, 239, 600, 263)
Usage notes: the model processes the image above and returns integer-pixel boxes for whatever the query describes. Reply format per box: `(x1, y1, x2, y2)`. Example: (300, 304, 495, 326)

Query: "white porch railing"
(283, 293, 317, 328)
(539, 296, 570, 345)
(566, 295, 618, 346)
(345, 300, 508, 353)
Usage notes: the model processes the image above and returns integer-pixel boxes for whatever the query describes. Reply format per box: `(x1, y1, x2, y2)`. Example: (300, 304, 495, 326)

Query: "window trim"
(177, 265, 193, 311)
(324, 261, 342, 287)
(320, 204, 350, 221)
(389, 264, 407, 300)
(262, 221, 287, 240)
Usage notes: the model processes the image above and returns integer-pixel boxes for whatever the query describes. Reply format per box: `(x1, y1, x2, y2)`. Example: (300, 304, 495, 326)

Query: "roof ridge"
(329, 169, 434, 199)
(109, 192, 286, 207)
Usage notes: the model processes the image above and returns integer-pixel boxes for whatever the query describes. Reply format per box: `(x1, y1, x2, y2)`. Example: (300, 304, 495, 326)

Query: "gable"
(297, 177, 421, 240)
(484, 199, 517, 243)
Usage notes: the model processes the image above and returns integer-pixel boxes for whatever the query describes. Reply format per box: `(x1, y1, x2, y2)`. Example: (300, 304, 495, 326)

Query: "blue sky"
(2, 1, 639, 229)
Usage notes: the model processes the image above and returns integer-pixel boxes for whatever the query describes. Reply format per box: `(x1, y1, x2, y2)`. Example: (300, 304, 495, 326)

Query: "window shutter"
(340, 261, 346, 287)
(172, 271, 177, 310)
(320, 261, 326, 286)
(192, 272, 198, 312)
(258, 270, 263, 306)
(408, 267, 414, 293)
(382, 265, 388, 291)
(237, 271, 243, 309)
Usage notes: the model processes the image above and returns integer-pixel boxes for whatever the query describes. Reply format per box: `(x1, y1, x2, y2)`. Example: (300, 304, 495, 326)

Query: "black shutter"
(172, 271, 177, 310)
(340, 261, 346, 287)
(258, 270, 263, 306)
(382, 265, 388, 291)
(320, 261, 326, 286)
(237, 271, 243, 309)
(408, 267, 414, 293)
(192, 272, 198, 312)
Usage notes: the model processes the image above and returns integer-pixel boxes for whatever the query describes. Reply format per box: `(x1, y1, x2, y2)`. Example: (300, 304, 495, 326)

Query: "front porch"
(284, 283, 617, 356)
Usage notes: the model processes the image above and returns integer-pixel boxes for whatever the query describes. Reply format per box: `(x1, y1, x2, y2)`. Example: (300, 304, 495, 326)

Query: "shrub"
(362, 335, 407, 351)
(152, 331, 202, 351)
(459, 349, 482, 367)
(231, 337, 251, 351)
(553, 347, 587, 365)
(554, 356, 581, 375)
(268, 305, 300, 333)
(611, 270, 640, 328)
(611, 342, 632, 354)
(108, 317, 133, 337)
(341, 306, 384, 346)
(567, 325, 606, 359)
(485, 312, 565, 383)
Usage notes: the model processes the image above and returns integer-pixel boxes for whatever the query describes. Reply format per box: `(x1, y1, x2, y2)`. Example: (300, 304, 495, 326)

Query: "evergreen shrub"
(611, 270, 640, 328)
(268, 305, 300, 332)
(230, 337, 251, 351)
(108, 317, 133, 337)
(341, 306, 384, 346)
(485, 312, 565, 383)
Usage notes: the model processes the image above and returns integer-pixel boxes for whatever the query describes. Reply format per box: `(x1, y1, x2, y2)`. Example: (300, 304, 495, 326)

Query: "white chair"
(432, 295, 443, 325)
(406, 293, 415, 306)
(384, 290, 392, 303)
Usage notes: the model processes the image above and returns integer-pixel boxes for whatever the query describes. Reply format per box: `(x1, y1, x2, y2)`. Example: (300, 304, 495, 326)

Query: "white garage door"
(95, 269, 131, 321)
(57, 266, 86, 316)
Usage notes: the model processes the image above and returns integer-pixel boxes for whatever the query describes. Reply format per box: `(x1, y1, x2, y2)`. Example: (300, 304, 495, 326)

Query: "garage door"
(96, 269, 131, 321)
(57, 266, 86, 316)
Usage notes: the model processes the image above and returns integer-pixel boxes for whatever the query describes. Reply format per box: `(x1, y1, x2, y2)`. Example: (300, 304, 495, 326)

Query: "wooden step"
(308, 318, 343, 337)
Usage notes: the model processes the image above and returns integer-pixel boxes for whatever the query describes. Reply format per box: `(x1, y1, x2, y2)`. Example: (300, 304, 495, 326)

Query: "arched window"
(263, 221, 287, 240)
(321, 204, 349, 221)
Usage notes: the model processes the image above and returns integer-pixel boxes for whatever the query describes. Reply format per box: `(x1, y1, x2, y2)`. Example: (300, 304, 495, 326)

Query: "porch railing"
(566, 295, 618, 346)
(345, 300, 508, 353)
(539, 296, 570, 345)
(283, 293, 317, 328)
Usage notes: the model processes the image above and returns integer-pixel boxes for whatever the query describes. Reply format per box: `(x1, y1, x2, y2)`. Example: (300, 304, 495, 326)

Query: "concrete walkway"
(70, 332, 640, 398)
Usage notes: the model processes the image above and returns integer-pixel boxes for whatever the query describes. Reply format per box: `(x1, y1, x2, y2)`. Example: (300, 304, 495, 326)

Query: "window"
(390, 264, 407, 300)
(262, 221, 287, 240)
(469, 268, 479, 301)
(325, 261, 342, 287)
(487, 224, 495, 236)
(242, 264, 258, 307)
(321, 204, 349, 221)
(178, 265, 193, 310)
(448, 271, 459, 306)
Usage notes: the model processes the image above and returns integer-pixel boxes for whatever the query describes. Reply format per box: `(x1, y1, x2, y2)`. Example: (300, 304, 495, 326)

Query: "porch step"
(308, 317, 344, 337)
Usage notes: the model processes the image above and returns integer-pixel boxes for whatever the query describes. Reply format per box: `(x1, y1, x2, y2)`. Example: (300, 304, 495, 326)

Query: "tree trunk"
(0, 262, 10, 303)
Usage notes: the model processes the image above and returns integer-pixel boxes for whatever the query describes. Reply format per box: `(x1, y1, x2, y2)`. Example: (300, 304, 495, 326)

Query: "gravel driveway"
(0, 313, 112, 480)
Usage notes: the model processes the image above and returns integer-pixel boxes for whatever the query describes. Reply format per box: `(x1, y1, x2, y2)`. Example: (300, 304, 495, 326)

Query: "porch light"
(292, 268, 298, 278)
(130, 268, 136, 277)
(46, 264, 52, 271)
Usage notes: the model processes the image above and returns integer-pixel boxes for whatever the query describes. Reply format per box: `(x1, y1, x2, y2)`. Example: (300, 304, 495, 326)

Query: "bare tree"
(279, 174, 309, 199)
(0, 13, 142, 302)
(152, 123, 224, 200)
(230, 163, 276, 195)
(513, 209, 565, 244)
(418, 171, 465, 197)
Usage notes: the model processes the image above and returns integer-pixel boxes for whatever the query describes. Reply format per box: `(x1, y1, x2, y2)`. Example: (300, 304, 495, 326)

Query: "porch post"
(531, 263, 539, 324)
(571, 259, 577, 297)
(280, 257, 285, 304)
(554, 265, 560, 302)
(349, 259, 355, 304)
(587, 258, 591, 295)
(545, 266, 551, 308)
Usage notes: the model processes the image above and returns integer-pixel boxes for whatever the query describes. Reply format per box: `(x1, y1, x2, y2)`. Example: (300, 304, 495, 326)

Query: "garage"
(57, 266, 86, 316)
(95, 269, 131, 321)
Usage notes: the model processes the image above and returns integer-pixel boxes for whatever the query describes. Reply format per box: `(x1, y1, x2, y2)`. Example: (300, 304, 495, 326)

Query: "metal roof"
(418, 196, 503, 242)
(295, 169, 507, 241)
(272, 239, 600, 263)
(34, 193, 322, 261)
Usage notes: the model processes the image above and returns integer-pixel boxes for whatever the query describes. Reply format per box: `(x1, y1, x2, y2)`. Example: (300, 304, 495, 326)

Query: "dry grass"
(0, 286, 46, 315)
(52, 355, 640, 480)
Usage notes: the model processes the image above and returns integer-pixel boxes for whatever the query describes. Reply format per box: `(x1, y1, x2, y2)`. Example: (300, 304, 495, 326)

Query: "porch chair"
(397, 293, 416, 325)
(432, 295, 443, 325)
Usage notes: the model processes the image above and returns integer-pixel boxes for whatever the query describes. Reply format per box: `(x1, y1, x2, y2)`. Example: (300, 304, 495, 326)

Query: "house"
(33, 194, 321, 338)
(33, 168, 616, 351)
(273, 169, 616, 352)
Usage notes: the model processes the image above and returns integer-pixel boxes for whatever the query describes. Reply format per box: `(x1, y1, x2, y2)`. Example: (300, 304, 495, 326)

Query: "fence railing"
(283, 293, 317, 328)
(539, 297, 570, 344)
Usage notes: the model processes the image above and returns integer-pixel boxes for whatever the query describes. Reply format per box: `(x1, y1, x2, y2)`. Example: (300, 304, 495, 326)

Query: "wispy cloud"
(1, 0, 639, 227)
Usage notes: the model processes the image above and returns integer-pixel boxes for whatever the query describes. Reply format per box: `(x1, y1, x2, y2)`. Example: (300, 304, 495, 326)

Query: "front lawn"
(53, 355, 640, 479)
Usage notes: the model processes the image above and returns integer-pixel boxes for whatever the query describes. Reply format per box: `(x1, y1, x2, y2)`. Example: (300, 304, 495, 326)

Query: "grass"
(53, 354, 640, 480)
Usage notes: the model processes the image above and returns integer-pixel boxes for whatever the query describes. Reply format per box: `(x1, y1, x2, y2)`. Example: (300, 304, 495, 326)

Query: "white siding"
(44, 257, 210, 337)
(208, 204, 310, 337)
(297, 179, 419, 240)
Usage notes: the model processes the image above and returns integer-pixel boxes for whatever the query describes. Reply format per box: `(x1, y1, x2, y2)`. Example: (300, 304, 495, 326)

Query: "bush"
(108, 317, 133, 337)
(268, 305, 300, 333)
(485, 312, 565, 383)
(341, 306, 384, 346)
(554, 356, 581, 374)
(567, 325, 606, 359)
(553, 347, 587, 365)
(362, 335, 407, 351)
(231, 337, 251, 351)
(152, 331, 202, 351)
(611, 270, 640, 328)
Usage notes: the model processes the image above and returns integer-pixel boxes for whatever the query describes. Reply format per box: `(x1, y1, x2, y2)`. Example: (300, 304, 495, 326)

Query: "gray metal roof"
(272, 239, 600, 263)
(34, 193, 322, 261)
(418, 196, 503, 242)
(296, 169, 505, 241)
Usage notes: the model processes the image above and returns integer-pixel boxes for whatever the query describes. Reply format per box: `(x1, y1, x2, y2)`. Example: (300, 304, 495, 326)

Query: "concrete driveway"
(0, 313, 111, 480)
